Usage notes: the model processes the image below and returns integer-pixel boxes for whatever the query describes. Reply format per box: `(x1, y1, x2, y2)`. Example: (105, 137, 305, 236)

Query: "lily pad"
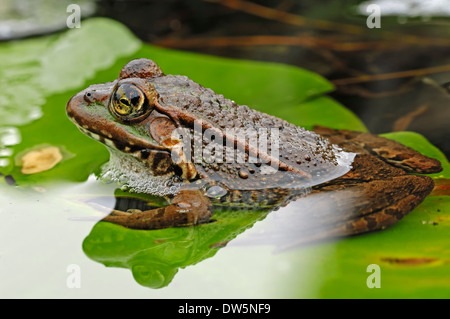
(314, 195, 450, 299)
(82, 206, 268, 289)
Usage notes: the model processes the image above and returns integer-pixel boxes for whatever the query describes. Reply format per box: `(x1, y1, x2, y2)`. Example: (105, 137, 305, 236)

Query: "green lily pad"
(271, 95, 367, 132)
(0, 19, 140, 127)
(83, 206, 268, 289)
(314, 195, 450, 298)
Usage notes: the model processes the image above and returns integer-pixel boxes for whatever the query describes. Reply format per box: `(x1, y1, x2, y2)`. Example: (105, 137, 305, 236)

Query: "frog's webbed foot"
(314, 126, 442, 174)
(308, 126, 442, 242)
(102, 190, 212, 230)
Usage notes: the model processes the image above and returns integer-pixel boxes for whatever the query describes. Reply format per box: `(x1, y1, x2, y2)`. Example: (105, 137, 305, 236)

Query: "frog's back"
(150, 75, 356, 191)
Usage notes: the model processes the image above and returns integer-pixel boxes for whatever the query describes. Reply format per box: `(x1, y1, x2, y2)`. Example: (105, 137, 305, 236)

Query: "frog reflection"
(82, 191, 268, 289)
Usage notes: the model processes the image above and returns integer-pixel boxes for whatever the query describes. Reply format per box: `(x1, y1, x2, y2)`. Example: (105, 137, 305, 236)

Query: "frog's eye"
(110, 83, 151, 121)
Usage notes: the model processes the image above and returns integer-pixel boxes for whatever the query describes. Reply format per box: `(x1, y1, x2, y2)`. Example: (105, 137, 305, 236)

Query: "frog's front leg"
(102, 190, 213, 229)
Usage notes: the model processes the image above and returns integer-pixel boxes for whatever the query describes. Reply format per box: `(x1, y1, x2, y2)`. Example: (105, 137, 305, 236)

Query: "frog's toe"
(314, 126, 442, 174)
(102, 190, 213, 230)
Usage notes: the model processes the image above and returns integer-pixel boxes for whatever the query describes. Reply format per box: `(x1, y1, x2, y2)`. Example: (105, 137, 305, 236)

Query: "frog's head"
(66, 59, 198, 186)
(68, 59, 357, 195)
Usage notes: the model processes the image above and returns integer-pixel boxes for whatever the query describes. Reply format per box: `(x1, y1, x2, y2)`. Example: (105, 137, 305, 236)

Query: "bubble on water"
(0, 158, 10, 167)
(205, 185, 228, 199)
(0, 127, 21, 147)
(260, 165, 277, 175)
(0, 127, 21, 171)
(0, 148, 13, 156)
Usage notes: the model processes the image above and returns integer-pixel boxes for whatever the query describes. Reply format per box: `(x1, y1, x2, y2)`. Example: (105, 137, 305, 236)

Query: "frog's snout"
(66, 88, 107, 126)
(66, 85, 112, 119)
(66, 92, 82, 120)
(83, 89, 110, 104)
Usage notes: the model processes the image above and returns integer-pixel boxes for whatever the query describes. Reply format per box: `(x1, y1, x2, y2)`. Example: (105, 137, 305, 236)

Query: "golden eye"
(110, 83, 151, 121)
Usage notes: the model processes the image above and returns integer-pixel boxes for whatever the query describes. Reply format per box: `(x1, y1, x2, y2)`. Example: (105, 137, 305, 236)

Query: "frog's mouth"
(75, 122, 182, 179)
(66, 89, 185, 180)
(75, 123, 170, 159)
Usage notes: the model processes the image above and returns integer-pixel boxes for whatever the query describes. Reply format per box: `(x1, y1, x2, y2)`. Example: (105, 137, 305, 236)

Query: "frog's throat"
(101, 149, 182, 196)
(76, 124, 198, 181)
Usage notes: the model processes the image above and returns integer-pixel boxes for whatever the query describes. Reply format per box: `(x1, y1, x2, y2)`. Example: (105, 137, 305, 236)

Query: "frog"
(66, 58, 442, 240)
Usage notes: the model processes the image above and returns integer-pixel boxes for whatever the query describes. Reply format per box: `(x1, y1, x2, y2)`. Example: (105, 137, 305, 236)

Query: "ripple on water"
(0, 127, 21, 169)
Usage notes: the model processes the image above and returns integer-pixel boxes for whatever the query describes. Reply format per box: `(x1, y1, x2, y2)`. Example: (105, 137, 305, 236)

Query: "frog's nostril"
(84, 91, 94, 103)
(84, 91, 95, 103)
(83, 89, 110, 104)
